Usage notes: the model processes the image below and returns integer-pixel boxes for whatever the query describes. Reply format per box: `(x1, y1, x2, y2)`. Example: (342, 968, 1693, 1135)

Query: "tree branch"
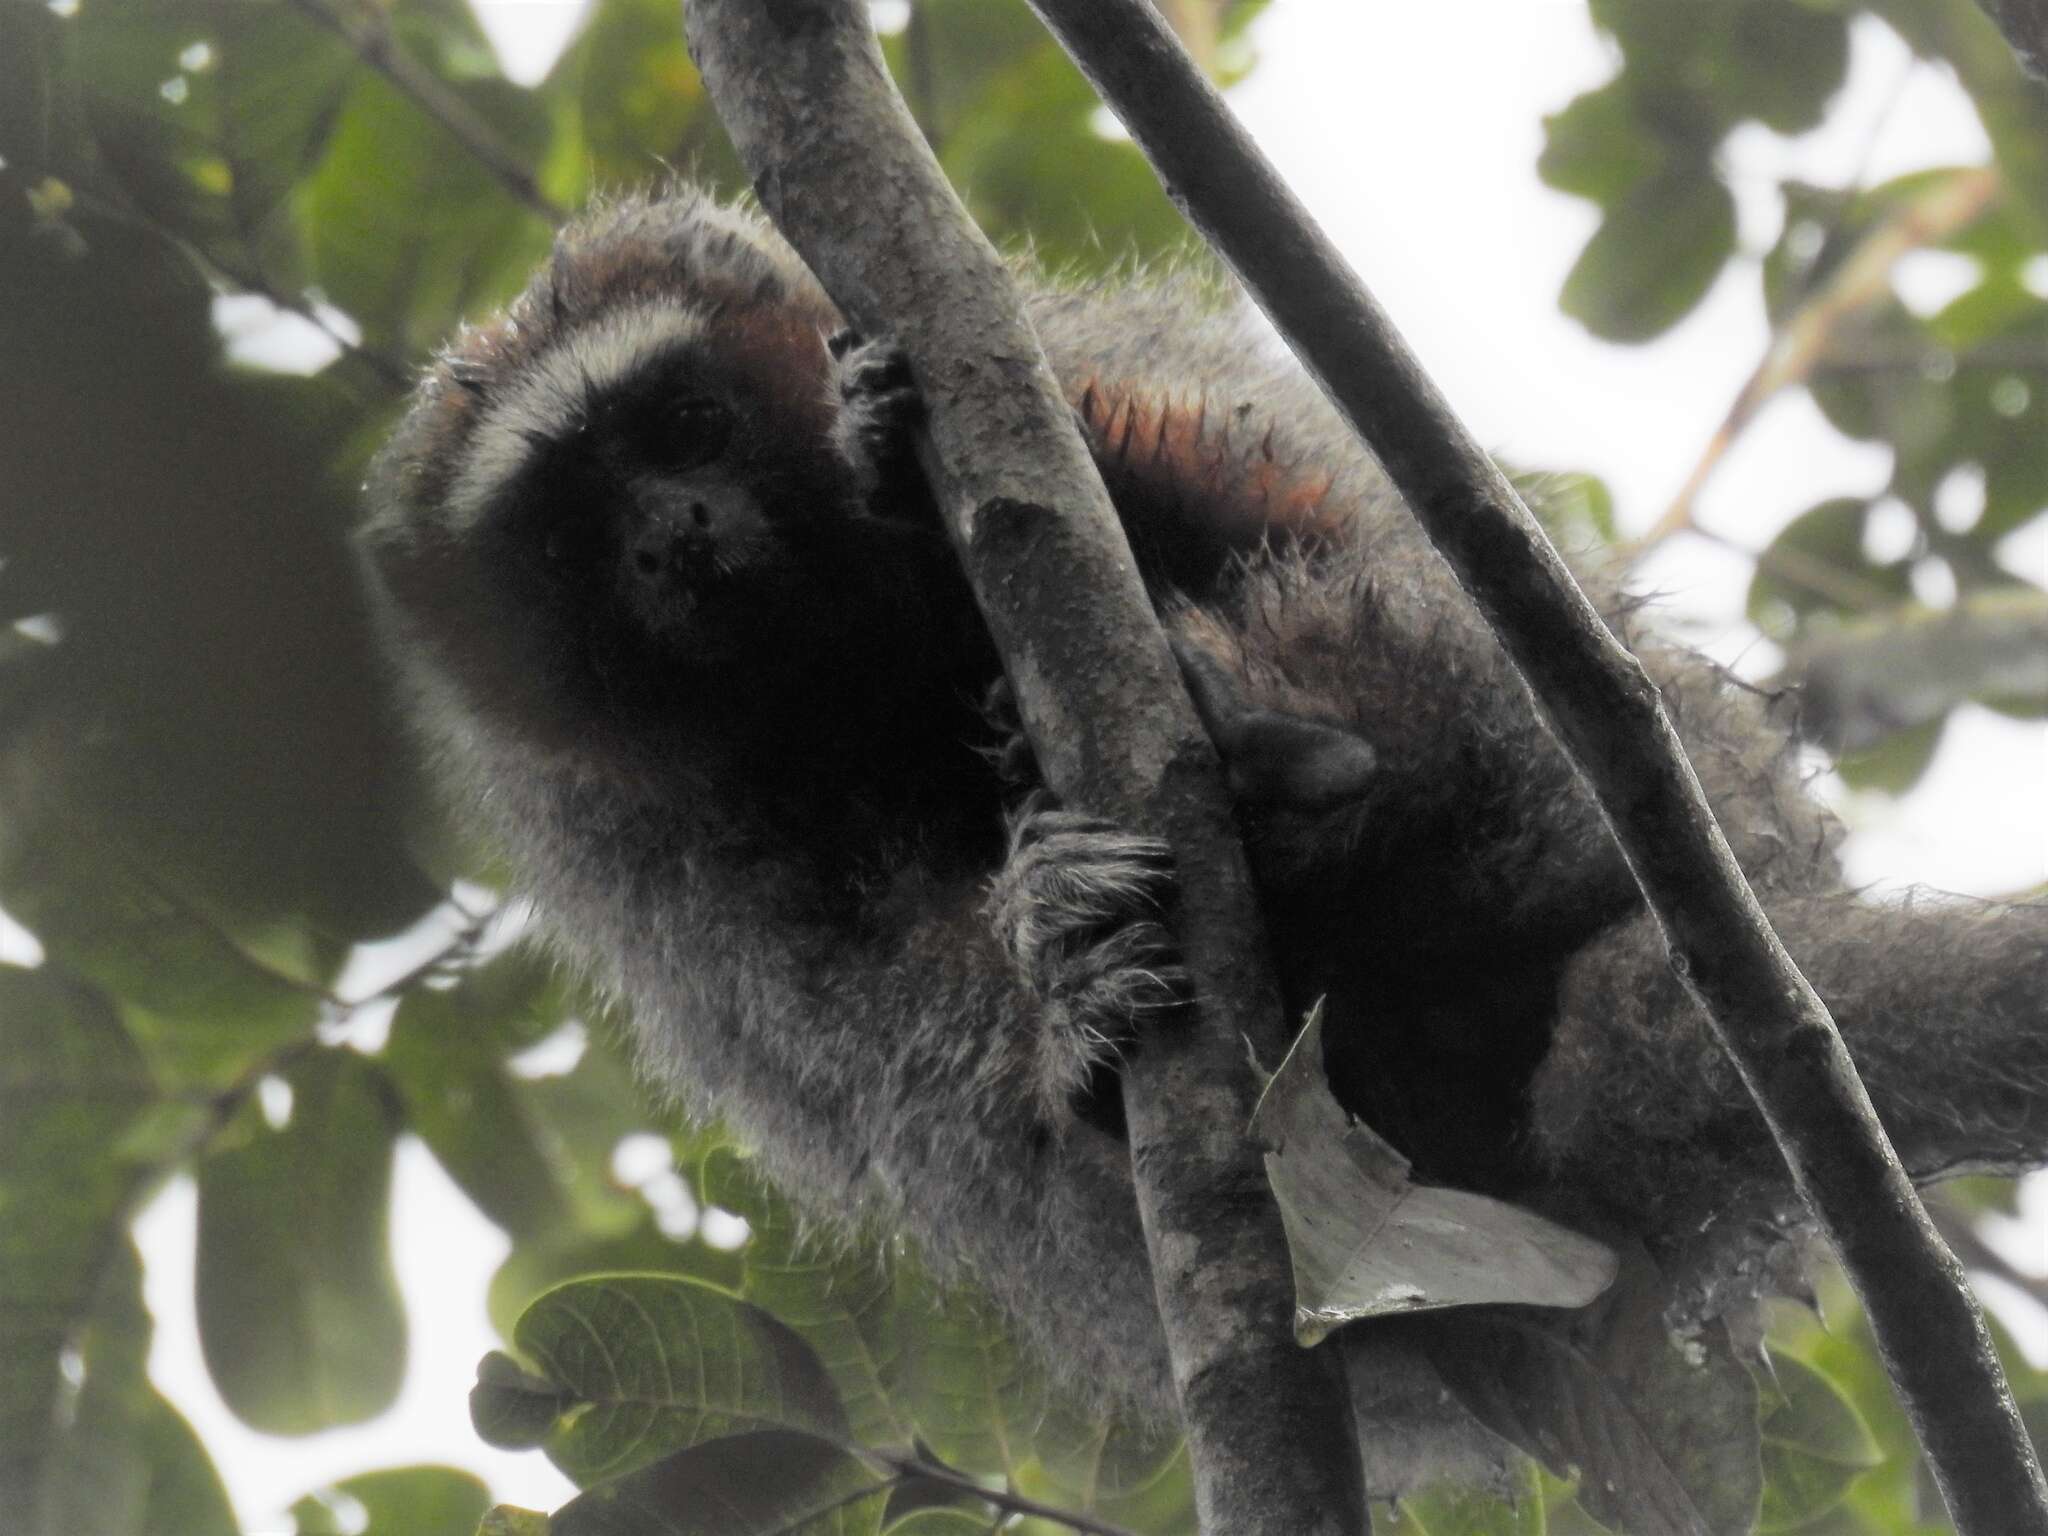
(1020, 2, 2048, 1532)
(1630, 166, 1998, 557)
(678, 3, 1365, 1533)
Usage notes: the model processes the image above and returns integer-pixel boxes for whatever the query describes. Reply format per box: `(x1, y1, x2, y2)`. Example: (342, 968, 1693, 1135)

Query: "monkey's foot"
(986, 800, 1188, 1121)
(827, 330, 922, 488)
(978, 674, 1040, 792)
(1169, 632, 1377, 810)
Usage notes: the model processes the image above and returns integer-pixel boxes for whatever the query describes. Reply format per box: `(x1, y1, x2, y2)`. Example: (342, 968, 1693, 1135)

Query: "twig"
(868, 1451, 1144, 1536)
(202, 253, 413, 393)
(283, 0, 566, 226)
(1020, 1, 2048, 1531)
(680, 3, 1367, 1533)
(12, 164, 414, 392)
(1631, 166, 1999, 556)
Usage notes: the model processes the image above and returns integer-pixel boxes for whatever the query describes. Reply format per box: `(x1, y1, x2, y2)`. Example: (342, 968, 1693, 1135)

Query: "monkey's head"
(362, 191, 966, 778)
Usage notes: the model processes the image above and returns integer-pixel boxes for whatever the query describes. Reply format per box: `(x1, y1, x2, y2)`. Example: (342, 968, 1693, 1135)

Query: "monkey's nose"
(627, 507, 714, 583)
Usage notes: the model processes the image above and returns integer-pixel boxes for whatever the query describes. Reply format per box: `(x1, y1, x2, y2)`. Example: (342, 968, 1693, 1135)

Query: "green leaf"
(22, 1242, 238, 1536)
(1746, 498, 1910, 640)
(1835, 716, 1946, 796)
(489, 1219, 745, 1344)
(479, 1509, 553, 1536)
(1719, 2, 1850, 135)
(36, 1376, 241, 1536)
(702, 1148, 913, 1446)
(1522, 471, 1619, 552)
(1560, 169, 1736, 342)
(493, 1274, 850, 1486)
(297, 41, 553, 354)
(541, 0, 739, 192)
(1757, 1353, 1882, 1533)
(552, 1431, 885, 1536)
(1428, 1250, 1761, 1536)
(1539, 83, 1670, 203)
(0, 211, 437, 1053)
(70, 0, 357, 260)
(888, 1270, 1047, 1481)
(195, 1048, 406, 1433)
(915, 0, 1192, 270)
(0, 967, 155, 1520)
(385, 951, 636, 1246)
(1031, 1402, 1187, 1512)
(472, 1350, 573, 1452)
(1389, 1458, 1546, 1536)
(290, 1465, 493, 1536)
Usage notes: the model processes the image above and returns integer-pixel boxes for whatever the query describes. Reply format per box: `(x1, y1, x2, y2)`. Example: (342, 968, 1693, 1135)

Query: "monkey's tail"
(1529, 891, 2048, 1215)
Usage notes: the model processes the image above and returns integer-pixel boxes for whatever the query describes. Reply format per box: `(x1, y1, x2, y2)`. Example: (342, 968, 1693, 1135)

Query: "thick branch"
(1022, 2, 2048, 1532)
(679, 3, 1364, 1532)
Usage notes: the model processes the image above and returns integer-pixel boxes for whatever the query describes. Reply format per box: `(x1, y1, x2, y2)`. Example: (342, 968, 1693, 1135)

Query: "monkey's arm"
(572, 824, 1175, 1401)
(1532, 894, 2048, 1214)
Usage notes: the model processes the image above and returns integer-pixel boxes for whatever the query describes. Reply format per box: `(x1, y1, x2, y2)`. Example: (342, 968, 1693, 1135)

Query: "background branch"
(1020, 1, 2048, 1532)
(1630, 166, 1999, 557)
(679, 3, 1365, 1533)
(284, 0, 566, 224)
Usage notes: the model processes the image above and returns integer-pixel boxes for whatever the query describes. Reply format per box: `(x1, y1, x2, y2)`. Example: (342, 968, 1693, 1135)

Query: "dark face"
(368, 312, 972, 779)
(497, 341, 814, 672)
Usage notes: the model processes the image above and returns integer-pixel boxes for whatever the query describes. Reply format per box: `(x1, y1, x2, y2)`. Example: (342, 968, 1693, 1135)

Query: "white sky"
(127, 3, 2048, 1529)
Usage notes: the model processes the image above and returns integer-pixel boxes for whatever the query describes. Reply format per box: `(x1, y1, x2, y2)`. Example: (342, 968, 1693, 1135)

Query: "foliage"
(0, 0, 2043, 1533)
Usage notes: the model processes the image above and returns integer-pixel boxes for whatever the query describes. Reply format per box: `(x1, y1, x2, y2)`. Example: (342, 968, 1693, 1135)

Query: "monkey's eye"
(641, 396, 734, 474)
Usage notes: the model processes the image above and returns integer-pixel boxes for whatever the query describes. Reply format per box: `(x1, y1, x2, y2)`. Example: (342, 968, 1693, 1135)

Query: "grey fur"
(362, 189, 2048, 1423)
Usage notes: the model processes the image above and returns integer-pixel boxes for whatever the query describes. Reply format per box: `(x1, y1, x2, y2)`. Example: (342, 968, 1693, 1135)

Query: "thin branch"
(13, 162, 414, 393)
(284, 0, 566, 226)
(867, 1452, 1144, 1536)
(679, 4, 1366, 1533)
(1631, 166, 2000, 556)
(1020, 3, 2048, 1533)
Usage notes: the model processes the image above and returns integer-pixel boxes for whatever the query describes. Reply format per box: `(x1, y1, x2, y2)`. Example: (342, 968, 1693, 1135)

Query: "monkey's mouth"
(619, 539, 749, 636)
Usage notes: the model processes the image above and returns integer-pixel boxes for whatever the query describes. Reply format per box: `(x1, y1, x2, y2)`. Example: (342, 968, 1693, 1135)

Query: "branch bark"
(1019, 2, 2048, 1533)
(679, 3, 1365, 1532)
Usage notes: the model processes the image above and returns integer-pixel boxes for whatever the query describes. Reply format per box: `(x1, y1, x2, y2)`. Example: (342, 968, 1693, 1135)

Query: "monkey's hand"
(1169, 634, 1377, 810)
(986, 798, 1188, 1126)
(983, 644, 1378, 813)
(827, 329, 925, 504)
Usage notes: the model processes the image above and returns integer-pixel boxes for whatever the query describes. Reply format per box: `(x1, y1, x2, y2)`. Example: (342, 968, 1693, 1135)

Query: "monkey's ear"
(1170, 634, 1377, 810)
